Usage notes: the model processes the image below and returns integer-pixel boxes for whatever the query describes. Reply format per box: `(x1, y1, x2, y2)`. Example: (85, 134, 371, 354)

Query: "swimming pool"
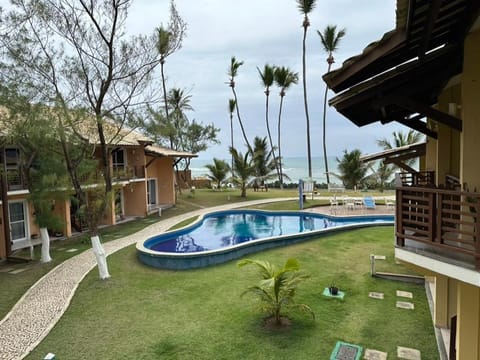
(137, 209, 394, 270)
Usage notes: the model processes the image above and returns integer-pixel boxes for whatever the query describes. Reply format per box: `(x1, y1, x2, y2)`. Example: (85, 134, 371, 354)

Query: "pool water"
(145, 210, 393, 254)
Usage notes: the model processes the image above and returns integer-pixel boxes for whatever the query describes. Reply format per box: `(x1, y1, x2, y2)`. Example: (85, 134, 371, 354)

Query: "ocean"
(190, 156, 338, 184)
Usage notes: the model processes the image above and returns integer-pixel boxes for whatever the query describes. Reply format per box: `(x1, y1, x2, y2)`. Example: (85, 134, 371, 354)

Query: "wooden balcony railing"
(112, 166, 145, 181)
(396, 186, 480, 270)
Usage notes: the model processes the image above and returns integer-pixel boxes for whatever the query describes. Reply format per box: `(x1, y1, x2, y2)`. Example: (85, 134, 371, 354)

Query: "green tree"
(335, 149, 368, 189)
(274, 66, 299, 189)
(0, 0, 168, 279)
(238, 258, 314, 326)
(372, 160, 395, 192)
(205, 158, 230, 190)
(251, 136, 278, 188)
(257, 64, 280, 181)
(156, 0, 187, 133)
(296, 0, 317, 178)
(376, 130, 423, 168)
(318, 25, 346, 186)
(230, 146, 255, 198)
(227, 56, 251, 152)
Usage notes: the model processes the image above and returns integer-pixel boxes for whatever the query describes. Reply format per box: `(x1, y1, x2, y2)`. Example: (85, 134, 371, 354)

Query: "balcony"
(112, 166, 145, 181)
(6, 169, 27, 191)
(396, 185, 480, 270)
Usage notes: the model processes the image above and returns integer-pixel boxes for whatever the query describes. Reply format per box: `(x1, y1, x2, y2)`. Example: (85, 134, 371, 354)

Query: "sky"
(124, 0, 409, 162)
(1, 0, 410, 162)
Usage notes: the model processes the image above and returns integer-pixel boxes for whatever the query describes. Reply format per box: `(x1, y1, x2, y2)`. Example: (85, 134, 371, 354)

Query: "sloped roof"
(145, 144, 197, 158)
(324, 0, 480, 136)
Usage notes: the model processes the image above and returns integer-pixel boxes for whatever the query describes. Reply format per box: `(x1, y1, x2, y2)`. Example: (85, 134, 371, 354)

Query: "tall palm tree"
(274, 66, 299, 189)
(230, 146, 256, 198)
(318, 25, 346, 186)
(257, 64, 279, 180)
(156, 1, 186, 132)
(376, 130, 423, 168)
(205, 158, 231, 190)
(227, 56, 252, 152)
(228, 98, 236, 177)
(296, 0, 317, 179)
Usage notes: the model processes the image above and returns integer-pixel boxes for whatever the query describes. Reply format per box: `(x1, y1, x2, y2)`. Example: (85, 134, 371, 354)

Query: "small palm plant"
(238, 258, 315, 327)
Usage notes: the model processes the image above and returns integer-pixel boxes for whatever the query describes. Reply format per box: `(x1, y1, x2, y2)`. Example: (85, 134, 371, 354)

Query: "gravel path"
(0, 198, 293, 360)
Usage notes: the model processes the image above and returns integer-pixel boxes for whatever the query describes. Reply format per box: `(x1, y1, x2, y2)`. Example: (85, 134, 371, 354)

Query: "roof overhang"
(145, 145, 197, 159)
(323, 0, 480, 136)
(361, 141, 426, 173)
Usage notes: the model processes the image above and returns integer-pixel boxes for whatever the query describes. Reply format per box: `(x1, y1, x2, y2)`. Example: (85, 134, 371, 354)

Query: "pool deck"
(0, 197, 394, 359)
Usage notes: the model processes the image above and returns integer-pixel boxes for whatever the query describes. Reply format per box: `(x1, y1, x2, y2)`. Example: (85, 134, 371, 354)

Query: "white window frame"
(9, 200, 29, 246)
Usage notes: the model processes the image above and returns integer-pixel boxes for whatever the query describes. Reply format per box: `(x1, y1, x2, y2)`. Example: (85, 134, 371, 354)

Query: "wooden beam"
(395, 97, 462, 131)
(397, 117, 438, 139)
(391, 159, 418, 174)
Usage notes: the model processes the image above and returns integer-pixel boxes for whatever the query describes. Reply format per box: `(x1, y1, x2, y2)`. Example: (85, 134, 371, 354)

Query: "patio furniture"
(363, 196, 376, 209)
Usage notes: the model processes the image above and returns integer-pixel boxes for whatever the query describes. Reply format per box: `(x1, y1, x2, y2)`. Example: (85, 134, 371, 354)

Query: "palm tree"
(335, 149, 368, 189)
(238, 257, 314, 326)
(228, 98, 236, 177)
(205, 158, 231, 190)
(376, 130, 423, 168)
(251, 136, 278, 188)
(230, 146, 255, 197)
(296, 0, 317, 179)
(274, 66, 299, 189)
(257, 64, 280, 180)
(227, 56, 252, 152)
(318, 25, 346, 186)
(156, 1, 186, 132)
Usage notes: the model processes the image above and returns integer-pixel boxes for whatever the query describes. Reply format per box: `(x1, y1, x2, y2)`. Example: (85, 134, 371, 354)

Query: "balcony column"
(460, 28, 480, 191)
(456, 282, 480, 360)
(434, 275, 449, 328)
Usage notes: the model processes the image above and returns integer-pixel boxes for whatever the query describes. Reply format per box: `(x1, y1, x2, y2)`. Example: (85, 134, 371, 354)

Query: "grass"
(0, 188, 303, 319)
(25, 226, 438, 359)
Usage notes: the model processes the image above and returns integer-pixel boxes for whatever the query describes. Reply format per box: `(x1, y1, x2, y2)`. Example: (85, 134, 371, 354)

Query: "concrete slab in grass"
(9, 268, 27, 274)
(397, 346, 421, 359)
(330, 341, 363, 360)
(396, 301, 415, 310)
(322, 287, 345, 299)
(364, 348, 387, 360)
(368, 292, 384, 300)
(374, 255, 386, 260)
(66, 248, 78, 253)
(396, 290, 413, 298)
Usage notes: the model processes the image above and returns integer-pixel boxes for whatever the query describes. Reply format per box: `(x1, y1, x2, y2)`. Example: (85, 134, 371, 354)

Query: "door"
(147, 179, 158, 209)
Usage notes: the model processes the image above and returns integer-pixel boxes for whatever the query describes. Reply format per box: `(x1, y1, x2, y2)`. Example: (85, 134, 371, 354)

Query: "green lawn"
(26, 227, 438, 359)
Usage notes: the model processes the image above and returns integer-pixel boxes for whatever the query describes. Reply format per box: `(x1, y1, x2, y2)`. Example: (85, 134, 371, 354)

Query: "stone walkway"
(0, 198, 293, 360)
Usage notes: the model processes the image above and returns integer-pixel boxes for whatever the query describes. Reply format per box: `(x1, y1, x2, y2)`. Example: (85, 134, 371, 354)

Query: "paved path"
(0, 198, 294, 360)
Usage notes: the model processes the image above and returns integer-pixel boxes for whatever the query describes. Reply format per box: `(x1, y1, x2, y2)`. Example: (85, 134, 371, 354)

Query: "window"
(112, 148, 126, 171)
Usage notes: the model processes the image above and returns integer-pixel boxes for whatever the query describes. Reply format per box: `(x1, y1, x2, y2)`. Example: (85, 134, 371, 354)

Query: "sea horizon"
(190, 156, 339, 184)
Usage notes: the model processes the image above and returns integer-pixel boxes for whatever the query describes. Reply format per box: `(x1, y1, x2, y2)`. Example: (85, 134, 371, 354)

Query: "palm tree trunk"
(322, 62, 332, 185)
(265, 93, 281, 185)
(231, 87, 252, 152)
(302, 26, 313, 179)
(277, 96, 285, 189)
(230, 113, 234, 178)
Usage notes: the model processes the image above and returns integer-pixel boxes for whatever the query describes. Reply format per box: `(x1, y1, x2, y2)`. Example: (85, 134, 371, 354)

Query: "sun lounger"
(363, 196, 376, 209)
